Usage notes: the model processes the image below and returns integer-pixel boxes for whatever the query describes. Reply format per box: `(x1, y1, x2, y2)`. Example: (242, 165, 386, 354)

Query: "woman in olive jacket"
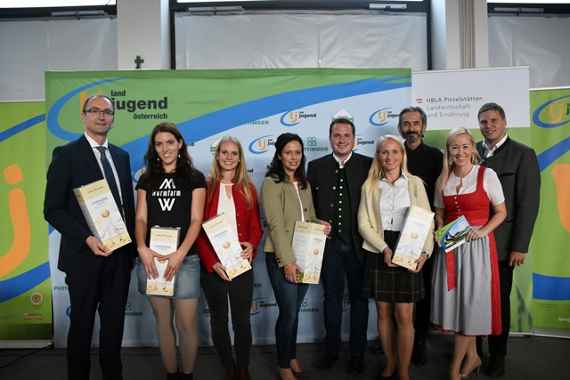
(261, 133, 330, 380)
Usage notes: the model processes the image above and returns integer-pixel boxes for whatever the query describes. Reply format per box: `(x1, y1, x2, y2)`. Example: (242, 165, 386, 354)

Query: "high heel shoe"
(278, 368, 297, 380)
(377, 368, 397, 379)
(460, 364, 481, 379)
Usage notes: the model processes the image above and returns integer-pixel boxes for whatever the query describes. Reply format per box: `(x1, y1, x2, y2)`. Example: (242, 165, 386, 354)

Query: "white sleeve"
(483, 168, 505, 205)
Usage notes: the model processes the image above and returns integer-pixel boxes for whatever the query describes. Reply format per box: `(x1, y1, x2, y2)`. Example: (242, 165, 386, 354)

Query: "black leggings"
(201, 269, 254, 369)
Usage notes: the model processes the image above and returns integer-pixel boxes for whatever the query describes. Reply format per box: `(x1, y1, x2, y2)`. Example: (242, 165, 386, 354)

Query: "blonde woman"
(358, 135, 433, 380)
(195, 136, 262, 380)
(431, 128, 506, 380)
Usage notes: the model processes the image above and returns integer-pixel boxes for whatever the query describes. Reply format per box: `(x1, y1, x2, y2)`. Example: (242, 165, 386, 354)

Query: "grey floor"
(1, 334, 569, 380)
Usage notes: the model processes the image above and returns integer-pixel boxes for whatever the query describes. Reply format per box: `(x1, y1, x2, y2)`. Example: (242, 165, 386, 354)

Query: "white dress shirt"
(379, 174, 411, 232)
(481, 134, 508, 158)
(333, 151, 353, 168)
(84, 132, 123, 202)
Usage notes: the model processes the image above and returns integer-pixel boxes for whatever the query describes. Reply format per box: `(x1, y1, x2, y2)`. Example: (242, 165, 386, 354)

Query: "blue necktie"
(96, 146, 123, 213)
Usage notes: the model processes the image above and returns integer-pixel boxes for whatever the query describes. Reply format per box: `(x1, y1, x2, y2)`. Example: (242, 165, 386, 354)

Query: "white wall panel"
(489, 16, 570, 88)
(0, 18, 117, 101)
(176, 13, 428, 70)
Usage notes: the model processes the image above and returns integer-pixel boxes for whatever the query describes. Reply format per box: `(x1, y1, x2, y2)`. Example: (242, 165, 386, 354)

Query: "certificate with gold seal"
(73, 179, 131, 252)
(292, 221, 326, 284)
(393, 206, 434, 271)
(202, 214, 251, 280)
(146, 226, 180, 297)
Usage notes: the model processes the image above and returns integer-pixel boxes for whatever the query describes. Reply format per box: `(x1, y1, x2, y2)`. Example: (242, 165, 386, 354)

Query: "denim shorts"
(136, 254, 201, 299)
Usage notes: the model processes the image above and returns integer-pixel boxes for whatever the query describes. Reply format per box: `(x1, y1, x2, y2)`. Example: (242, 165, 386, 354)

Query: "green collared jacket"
(261, 176, 317, 267)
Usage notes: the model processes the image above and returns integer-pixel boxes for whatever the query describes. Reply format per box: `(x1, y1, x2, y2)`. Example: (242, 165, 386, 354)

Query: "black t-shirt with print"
(136, 169, 206, 255)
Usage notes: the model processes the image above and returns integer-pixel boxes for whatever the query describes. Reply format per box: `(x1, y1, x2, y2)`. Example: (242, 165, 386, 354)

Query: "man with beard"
(397, 106, 443, 366)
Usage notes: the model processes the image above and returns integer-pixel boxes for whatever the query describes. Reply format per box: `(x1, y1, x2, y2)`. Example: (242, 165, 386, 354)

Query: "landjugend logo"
(280, 110, 317, 126)
(249, 135, 275, 154)
(83, 89, 169, 120)
(533, 95, 570, 128)
(369, 107, 397, 127)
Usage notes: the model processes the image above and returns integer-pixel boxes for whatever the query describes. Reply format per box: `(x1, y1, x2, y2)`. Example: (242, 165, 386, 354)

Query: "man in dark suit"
(397, 107, 443, 366)
(307, 110, 372, 373)
(476, 102, 540, 378)
(44, 95, 136, 380)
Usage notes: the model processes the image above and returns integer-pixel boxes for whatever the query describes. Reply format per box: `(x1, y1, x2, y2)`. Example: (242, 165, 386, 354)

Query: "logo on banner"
(249, 119, 270, 126)
(80, 89, 169, 121)
(304, 136, 329, 153)
(0, 164, 30, 279)
(249, 135, 275, 154)
(280, 110, 317, 126)
(250, 297, 276, 315)
(369, 107, 397, 127)
(125, 302, 143, 317)
(533, 95, 570, 128)
(357, 136, 375, 146)
(30, 292, 44, 306)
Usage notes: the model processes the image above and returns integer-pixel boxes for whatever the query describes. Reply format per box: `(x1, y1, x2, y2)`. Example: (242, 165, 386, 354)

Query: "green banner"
(529, 87, 570, 334)
(0, 101, 52, 340)
(45, 68, 413, 347)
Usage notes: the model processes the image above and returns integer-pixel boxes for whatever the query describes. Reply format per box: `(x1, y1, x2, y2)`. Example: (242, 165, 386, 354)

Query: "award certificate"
(73, 179, 131, 252)
(292, 221, 326, 284)
(202, 214, 251, 280)
(393, 206, 434, 270)
(146, 226, 179, 297)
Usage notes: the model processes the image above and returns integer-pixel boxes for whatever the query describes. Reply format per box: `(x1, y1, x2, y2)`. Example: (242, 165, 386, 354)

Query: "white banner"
(412, 66, 530, 130)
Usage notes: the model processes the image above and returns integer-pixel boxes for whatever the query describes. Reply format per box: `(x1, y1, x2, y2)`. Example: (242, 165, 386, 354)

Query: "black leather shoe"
(314, 353, 338, 370)
(166, 372, 178, 380)
(485, 356, 505, 378)
(347, 355, 365, 374)
(412, 340, 427, 366)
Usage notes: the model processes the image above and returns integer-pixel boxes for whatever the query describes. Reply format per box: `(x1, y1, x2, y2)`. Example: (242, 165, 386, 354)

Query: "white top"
(292, 182, 305, 222)
(378, 175, 411, 232)
(481, 134, 508, 158)
(217, 183, 240, 243)
(434, 165, 505, 208)
(84, 132, 123, 202)
(333, 151, 352, 168)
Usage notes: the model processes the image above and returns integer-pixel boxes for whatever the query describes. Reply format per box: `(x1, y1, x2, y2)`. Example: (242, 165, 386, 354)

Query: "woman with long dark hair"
(135, 122, 206, 380)
(196, 136, 263, 380)
(261, 133, 331, 380)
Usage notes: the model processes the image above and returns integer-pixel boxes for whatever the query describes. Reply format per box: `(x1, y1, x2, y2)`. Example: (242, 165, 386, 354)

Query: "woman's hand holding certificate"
(240, 241, 254, 262)
(202, 214, 252, 280)
(138, 245, 161, 279)
(160, 249, 186, 282)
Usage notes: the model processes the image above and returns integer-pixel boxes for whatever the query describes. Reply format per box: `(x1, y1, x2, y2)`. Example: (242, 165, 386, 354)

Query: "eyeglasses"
(85, 108, 114, 116)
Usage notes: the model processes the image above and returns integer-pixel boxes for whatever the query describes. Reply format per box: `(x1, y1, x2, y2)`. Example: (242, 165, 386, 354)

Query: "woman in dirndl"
(431, 127, 506, 380)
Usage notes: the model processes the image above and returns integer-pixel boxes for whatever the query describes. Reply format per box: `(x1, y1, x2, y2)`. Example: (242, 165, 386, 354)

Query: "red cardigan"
(196, 181, 263, 272)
